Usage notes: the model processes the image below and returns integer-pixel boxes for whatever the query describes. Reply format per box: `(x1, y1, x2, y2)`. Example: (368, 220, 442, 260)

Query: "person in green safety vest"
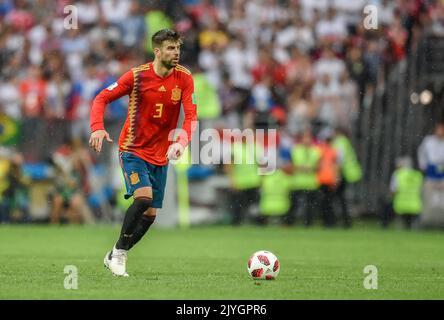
(389, 156, 423, 229)
(194, 71, 221, 120)
(144, 9, 173, 54)
(331, 127, 362, 227)
(282, 129, 321, 226)
(224, 135, 263, 225)
(258, 167, 291, 225)
(192, 67, 222, 174)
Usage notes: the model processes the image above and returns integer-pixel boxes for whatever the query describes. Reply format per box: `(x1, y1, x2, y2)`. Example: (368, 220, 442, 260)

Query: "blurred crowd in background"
(1, 0, 444, 228)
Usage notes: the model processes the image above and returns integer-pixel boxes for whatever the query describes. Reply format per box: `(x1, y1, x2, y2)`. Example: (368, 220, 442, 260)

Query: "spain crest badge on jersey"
(171, 87, 181, 103)
(130, 172, 140, 185)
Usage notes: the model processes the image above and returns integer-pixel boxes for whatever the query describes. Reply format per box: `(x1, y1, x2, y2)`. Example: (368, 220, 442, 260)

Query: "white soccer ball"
(247, 250, 280, 280)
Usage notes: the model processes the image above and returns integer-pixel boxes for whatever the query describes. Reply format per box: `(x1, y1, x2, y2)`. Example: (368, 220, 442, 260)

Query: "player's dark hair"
(152, 29, 182, 48)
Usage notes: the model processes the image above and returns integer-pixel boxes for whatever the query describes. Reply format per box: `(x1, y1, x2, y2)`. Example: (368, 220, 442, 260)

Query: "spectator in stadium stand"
(19, 65, 48, 161)
(428, 1, 444, 36)
(345, 46, 369, 106)
(186, 0, 220, 29)
(286, 85, 315, 137)
(418, 122, 444, 183)
(417, 122, 444, 226)
(386, 15, 408, 63)
(218, 71, 249, 130)
(285, 46, 315, 89)
(337, 70, 359, 134)
(313, 47, 345, 85)
(311, 72, 341, 128)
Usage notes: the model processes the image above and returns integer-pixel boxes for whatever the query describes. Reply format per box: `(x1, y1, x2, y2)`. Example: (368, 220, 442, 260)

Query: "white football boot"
(109, 247, 129, 277)
(103, 251, 112, 270)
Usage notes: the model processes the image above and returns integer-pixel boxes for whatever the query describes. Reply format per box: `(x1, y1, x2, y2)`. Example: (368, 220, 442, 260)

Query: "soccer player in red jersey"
(89, 29, 198, 276)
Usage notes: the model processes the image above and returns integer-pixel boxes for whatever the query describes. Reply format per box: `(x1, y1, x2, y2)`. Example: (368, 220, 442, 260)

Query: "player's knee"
(134, 186, 153, 199)
(143, 208, 157, 218)
(133, 197, 152, 212)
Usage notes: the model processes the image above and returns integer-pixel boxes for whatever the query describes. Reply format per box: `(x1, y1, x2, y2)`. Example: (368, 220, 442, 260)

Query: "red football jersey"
(90, 62, 198, 166)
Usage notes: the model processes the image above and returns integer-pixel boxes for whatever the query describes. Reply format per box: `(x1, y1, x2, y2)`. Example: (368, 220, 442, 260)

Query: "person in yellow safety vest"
(317, 128, 340, 227)
(194, 71, 221, 121)
(389, 156, 423, 229)
(224, 137, 263, 225)
(282, 129, 321, 226)
(258, 168, 291, 225)
(331, 128, 362, 227)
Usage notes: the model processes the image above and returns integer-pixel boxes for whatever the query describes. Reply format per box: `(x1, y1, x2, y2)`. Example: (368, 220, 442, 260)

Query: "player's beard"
(162, 57, 179, 69)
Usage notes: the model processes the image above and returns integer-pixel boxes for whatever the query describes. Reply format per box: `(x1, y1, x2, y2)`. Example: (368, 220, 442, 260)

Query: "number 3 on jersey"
(153, 103, 163, 118)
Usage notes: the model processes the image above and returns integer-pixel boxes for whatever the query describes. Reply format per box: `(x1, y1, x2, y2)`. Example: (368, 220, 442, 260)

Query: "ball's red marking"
(265, 275, 274, 280)
(248, 257, 252, 269)
(257, 255, 270, 266)
(251, 268, 264, 278)
(273, 259, 280, 272)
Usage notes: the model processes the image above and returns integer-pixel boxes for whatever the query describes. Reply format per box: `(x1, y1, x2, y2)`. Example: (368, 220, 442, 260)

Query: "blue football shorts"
(119, 151, 168, 208)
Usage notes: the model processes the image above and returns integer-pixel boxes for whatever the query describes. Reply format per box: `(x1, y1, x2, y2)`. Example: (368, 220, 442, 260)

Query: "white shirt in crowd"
(0, 80, 22, 119)
(100, 0, 131, 24)
(312, 79, 341, 126)
(199, 49, 222, 89)
(223, 43, 255, 89)
(370, 0, 396, 26)
(27, 24, 48, 65)
(333, 0, 367, 13)
(76, 0, 100, 25)
(316, 15, 348, 40)
(418, 135, 444, 171)
(300, 0, 329, 21)
(276, 23, 314, 53)
(314, 56, 346, 83)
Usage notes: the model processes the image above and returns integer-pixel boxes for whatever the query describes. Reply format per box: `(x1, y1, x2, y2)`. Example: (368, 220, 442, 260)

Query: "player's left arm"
(167, 74, 198, 160)
(178, 73, 198, 148)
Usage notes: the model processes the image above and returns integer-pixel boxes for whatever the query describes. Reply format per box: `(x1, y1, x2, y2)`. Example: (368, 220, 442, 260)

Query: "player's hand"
(166, 143, 184, 161)
(89, 130, 113, 153)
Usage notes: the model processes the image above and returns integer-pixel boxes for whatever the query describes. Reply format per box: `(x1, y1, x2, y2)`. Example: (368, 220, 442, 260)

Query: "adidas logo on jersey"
(158, 85, 166, 92)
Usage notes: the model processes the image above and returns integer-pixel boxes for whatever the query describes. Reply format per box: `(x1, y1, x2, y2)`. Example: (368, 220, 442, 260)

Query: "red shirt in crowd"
(19, 78, 47, 117)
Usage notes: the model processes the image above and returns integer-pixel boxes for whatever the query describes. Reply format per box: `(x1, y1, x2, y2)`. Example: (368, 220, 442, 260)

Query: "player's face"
(158, 40, 181, 69)
(436, 125, 444, 138)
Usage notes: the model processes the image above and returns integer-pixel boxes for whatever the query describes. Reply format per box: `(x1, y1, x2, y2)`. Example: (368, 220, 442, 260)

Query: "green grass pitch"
(0, 224, 443, 299)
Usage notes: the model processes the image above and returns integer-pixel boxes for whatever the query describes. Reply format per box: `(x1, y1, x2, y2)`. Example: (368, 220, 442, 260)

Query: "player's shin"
(128, 215, 156, 250)
(115, 197, 152, 250)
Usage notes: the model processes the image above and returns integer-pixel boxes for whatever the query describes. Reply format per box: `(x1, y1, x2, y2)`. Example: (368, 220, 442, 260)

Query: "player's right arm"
(89, 70, 134, 153)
